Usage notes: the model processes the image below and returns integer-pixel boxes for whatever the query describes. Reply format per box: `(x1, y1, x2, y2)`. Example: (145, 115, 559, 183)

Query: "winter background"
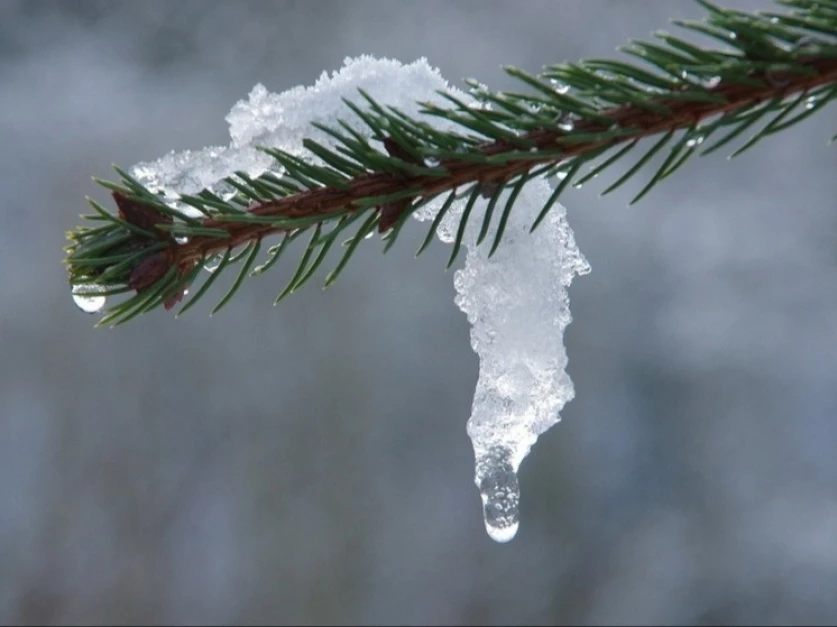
(2, 0, 836, 624)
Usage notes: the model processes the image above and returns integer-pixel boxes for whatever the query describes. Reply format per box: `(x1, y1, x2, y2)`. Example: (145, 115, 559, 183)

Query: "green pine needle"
(63, 0, 837, 322)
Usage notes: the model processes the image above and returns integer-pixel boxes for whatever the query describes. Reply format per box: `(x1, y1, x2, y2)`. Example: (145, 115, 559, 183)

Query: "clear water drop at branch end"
(476, 446, 521, 543)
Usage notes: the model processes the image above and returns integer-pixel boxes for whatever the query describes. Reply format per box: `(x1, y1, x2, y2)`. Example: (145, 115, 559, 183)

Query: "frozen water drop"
(476, 446, 521, 543)
(486, 519, 519, 543)
(174, 234, 190, 245)
(364, 230, 375, 240)
(805, 96, 818, 110)
(481, 473, 520, 543)
(557, 118, 574, 132)
(686, 134, 705, 148)
(71, 283, 107, 314)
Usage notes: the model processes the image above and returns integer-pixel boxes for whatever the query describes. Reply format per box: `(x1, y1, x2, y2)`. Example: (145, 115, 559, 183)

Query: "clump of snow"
(124, 55, 589, 543)
(415, 177, 589, 541)
(129, 56, 465, 206)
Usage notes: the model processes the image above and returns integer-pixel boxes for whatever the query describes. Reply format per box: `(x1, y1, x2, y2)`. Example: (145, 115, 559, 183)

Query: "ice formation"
(413, 176, 589, 541)
(125, 56, 589, 542)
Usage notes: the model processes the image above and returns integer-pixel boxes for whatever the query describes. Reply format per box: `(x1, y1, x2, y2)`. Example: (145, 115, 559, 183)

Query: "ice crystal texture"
(414, 176, 589, 541)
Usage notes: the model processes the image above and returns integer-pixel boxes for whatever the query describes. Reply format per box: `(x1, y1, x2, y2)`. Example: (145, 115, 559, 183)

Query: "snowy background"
(2, 0, 836, 624)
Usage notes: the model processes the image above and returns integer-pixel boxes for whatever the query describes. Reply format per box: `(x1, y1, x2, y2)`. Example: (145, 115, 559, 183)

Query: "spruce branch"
(64, 0, 837, 325)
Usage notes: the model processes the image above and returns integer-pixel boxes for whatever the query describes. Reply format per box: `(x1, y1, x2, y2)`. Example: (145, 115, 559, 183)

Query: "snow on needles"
(128, 56, 590, 543)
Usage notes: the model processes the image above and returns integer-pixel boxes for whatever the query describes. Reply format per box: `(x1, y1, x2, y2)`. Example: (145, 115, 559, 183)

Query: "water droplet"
(702, 76, 721, 89)
(557, 119, 574, 132)
(364, 231, 375, 240)
(476, 446, 520, 543)
(805, 96, 818, 110)
(71, 283, 107, 314)
(203, 254, 223, 273)
(174, 235, 190, 245)
(686, 134, 705, 148)
(549, 79, 570, 95)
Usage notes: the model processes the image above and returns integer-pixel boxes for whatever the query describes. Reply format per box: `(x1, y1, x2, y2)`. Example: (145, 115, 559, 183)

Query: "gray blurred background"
(1, 1, 836, 624)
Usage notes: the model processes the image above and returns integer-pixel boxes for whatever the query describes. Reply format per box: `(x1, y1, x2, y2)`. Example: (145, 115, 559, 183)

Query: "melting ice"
(414, 171, 589, 542)
(122, 55, 589, 543)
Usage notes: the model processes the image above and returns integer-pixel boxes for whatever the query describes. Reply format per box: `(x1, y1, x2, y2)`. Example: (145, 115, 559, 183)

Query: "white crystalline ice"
(125, 55, 589, 543)
(129, 56, 466, 215)
(414, 177, 589, 542)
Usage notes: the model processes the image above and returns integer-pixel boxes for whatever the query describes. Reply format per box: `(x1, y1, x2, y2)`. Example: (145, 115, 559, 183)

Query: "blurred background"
(1, 1, 836, 624)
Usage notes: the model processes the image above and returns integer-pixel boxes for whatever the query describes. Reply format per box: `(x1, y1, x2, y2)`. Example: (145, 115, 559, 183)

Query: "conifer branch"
(65, 0, 837, 325)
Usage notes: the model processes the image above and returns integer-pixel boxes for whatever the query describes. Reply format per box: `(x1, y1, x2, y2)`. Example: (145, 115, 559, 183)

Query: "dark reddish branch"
(128, 57, 835, 272)
(376, 137, 422, 232)
(115, 192, 174, 235)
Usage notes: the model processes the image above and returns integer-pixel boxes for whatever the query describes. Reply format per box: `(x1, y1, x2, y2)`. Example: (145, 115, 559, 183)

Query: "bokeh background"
(2, 1, 836, 624)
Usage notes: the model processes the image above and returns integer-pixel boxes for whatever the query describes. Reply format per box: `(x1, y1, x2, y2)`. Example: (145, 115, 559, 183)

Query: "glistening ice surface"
(415, 175, 589, 541)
